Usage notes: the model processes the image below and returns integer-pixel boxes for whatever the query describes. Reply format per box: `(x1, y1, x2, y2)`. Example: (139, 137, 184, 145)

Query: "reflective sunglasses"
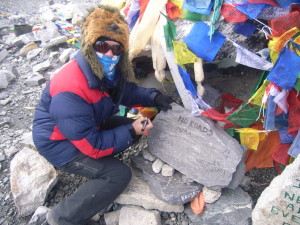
(93, 40, 123, 56)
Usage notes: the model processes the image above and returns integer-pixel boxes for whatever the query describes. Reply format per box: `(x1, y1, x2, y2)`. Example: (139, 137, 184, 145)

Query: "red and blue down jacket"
(32, 51, 158, 167)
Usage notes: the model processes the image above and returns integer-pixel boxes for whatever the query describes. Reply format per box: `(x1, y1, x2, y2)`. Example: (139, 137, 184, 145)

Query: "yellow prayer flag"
(269, 28, 300, 63)
(237, 128, 265, 150)
(173, 41, 198, 66)
(248, 80, 270, 106)
(171, 0, 184, 8)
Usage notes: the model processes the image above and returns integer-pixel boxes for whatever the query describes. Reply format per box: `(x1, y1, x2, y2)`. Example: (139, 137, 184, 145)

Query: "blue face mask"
(95, 51, 120, 80)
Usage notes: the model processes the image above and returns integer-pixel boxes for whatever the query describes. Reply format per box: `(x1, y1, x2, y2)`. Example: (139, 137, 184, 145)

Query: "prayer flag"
(288, 131, 300, 158)
(220, 4, 247, 23)
(233, 21, 257, 37)
(275, 0, 297, 8)
(258, 5, 290, 20)
(178, 65, 198, 97)
(269, 11, 300, 37)
(182, 0, 214, 15)
(279, 127, 295, 144)
(184, 21, 226, 62)
(287, 89, 300, 133)
(233, 43, 273, 71)
(173, 41, 198, 65)
(267, 43, 300, 90)
(236, 3, 268, 19)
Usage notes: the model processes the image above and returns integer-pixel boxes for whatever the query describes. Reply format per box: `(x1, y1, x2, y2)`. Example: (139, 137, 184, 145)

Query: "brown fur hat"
(80, 5, 135, 81)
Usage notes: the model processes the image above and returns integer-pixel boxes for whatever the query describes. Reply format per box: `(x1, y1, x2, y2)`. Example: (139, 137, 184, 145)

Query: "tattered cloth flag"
(161, 13, 177, 52)
(287, 89, 300, 134)
(173, 41, 198, 66)
(184, 21, 226, 62)
(272, 143, 291, 166)
(184, 0, 212, 10)
(269, 11, 300, 37)
(237, 128, 266, 150)
(226, 104, 260, 127)
(166, 1, 181, 19)
(209, 0, 224, 37)
(288, 131, 300, 158)
(275, 0, 297, 8)
(294, 73, 300, 91)
(263, 95, 276, 130)
(279, 127, 296, 144)
(182, 0, 214, 15)
(257, 5, 291, 21)
(273, 89, 289, 114)
(233, 21, 257, 38)
(178, 65, 198, 97)
(233, 42, 273, 71)
(267, 42, 300, 90)
(248, 79, 270, 106)
(235, 3, 268, 19)
(248, 0, 279, 6)
(220, 4, 247, 23)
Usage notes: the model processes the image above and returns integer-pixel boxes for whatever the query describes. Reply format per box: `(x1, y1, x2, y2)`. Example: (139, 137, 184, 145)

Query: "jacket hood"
(80, 5, 135, 81)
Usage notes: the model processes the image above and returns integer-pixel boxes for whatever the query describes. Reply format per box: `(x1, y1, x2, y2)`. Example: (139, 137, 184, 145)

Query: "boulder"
(10, 147, 58, 216)
(148, 103, 244, 188)
(252, 156, 300, 225)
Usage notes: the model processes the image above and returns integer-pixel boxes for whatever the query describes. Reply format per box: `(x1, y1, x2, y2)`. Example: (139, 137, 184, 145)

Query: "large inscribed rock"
(148, 103, 243, 187)
(252, 156, 300, 225)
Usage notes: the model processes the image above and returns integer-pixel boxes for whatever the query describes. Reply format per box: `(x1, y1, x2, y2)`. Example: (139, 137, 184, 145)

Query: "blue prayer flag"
(275, 0, 297, 8)
(236, 3, 268, 19)
(288, 131, 300, 158)
(233, 21, 257, 38)
(182, 0, 214, 15)
(178, 65, 198, 97)
(267, 43, 300, 90)
(184, 21, 226, 62)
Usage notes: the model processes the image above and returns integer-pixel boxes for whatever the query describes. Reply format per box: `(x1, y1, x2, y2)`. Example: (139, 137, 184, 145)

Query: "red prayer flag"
(269, 11, 300, 37)
(272, 143, 291, 166)
(139, 0, 150, 22)
(166, 1, 181, 20)
(220, 4, 247, 23)
(248, 0, 279, 6)
(287, 89, 300, 134)
(219, 94, 243, 113)
(201, 108, 233, 124)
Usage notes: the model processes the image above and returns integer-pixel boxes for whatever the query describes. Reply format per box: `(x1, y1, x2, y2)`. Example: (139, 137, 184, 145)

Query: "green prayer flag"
(209, 0, 223, 39)
(251, 71, 269, 96)
(161, 13, 177, 52)
(294, 73, 300, 91)
(226, 104, 260, 127)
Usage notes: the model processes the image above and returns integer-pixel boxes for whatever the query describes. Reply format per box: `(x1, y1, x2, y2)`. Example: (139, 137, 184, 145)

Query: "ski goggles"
(93, 40, 123, 56)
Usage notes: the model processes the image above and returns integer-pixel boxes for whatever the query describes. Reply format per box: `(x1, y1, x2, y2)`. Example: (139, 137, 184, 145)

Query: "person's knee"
(118, 164, 132, 186)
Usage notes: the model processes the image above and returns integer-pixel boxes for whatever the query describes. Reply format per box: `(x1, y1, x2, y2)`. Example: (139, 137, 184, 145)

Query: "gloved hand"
(154, 93, 174, 111)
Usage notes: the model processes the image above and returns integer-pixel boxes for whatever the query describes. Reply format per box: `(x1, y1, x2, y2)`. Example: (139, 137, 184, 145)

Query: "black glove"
(154, 94, 174, 111)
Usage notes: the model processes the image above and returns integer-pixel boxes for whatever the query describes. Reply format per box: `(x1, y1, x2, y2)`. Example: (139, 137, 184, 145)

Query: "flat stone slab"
(252, 156, 300, 225)
(185, 187, 252, 225)
(148, 103, 244, 187)
(131, 154, 202, 205)
(115, 166, 184, 213)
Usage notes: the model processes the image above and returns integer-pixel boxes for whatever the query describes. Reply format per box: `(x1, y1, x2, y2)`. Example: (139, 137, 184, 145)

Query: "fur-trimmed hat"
(80, 5, 135, 81)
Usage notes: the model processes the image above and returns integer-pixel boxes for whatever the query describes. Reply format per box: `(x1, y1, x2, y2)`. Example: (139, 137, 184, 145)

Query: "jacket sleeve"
(121, 81, 159, 107)
(49, 92, 133, 158)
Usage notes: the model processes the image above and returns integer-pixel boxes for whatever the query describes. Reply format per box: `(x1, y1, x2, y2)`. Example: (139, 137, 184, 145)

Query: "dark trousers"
(49, 116, 137, 225)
